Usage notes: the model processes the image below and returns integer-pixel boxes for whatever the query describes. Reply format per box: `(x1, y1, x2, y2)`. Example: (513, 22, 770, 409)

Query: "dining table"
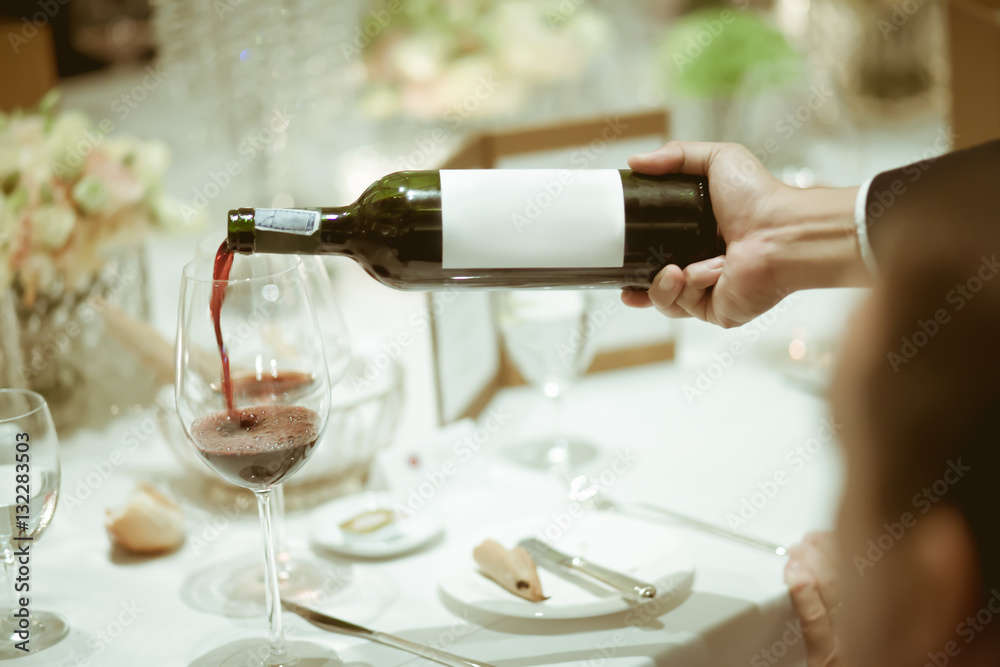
(14, 63, 949, 667)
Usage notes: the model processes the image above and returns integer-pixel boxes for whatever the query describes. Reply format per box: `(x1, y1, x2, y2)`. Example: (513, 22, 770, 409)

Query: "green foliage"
(661, 9, 801, 99)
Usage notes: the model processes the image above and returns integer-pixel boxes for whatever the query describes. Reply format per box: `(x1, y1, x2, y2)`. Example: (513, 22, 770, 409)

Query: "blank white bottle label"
(440, 170, 625, 269)
(255, 209, 320, 236)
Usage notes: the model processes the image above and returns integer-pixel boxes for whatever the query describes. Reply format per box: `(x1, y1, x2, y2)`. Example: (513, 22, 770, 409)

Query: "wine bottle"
(226, 169, 722, 290)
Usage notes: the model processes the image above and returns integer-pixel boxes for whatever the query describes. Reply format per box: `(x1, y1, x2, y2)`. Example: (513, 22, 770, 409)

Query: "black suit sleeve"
(864, 139, 1000, 264)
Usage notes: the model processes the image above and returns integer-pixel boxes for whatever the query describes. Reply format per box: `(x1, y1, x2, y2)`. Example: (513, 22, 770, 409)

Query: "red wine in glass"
(190, 404, 319, 490)
(211, 242, 236, 416)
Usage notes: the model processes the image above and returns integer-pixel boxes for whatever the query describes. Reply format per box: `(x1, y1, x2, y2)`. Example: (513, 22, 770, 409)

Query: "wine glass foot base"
(191, 639, 341, 667)
(182, 554, 353, 618)
(501, 436, 600, 470)
(0, 611, 69, 659)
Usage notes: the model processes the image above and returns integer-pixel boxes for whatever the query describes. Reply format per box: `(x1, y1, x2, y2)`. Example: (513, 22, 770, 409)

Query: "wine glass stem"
(253, 489, 287, 663)
(0, 545, 18, 634)
(273, 485, 290, 567)
(549, 388, 570, 467)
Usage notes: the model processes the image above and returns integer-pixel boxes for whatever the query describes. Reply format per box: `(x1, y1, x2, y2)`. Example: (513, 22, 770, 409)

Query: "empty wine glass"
(496, 291, 602, 470)
(271, 257, 351, 597)
(176, 254, 337, 666)
(0, 389, 66, 658)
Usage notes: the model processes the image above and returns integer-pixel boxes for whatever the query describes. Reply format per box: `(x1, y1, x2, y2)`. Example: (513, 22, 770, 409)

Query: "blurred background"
(0, 0, 994, 516)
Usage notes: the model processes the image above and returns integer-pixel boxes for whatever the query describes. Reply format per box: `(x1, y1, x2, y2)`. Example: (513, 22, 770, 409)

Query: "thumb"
(629, 140, 722, 176)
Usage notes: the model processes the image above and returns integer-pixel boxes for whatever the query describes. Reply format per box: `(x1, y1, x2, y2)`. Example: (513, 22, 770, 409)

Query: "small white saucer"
(309, 491, 444, 558)
(438, 513, 693, 620)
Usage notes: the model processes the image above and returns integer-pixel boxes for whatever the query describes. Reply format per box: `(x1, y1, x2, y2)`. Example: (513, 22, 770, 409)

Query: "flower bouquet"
(0, 92, 194, 430)
(355, 0, 611, 123)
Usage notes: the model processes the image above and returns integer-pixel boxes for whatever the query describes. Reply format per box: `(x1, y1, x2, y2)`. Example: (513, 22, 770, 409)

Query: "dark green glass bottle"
(227, 169, 721, 290)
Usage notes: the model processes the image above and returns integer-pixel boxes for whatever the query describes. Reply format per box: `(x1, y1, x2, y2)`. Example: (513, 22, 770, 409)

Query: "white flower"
(48, 111, 95, 180)
(17, 253, 57, 293)
(387, 33, 449, 84)
(29, 204, 75, 251)
(131, 141, 171, 184)
(71, 175, 109, 215)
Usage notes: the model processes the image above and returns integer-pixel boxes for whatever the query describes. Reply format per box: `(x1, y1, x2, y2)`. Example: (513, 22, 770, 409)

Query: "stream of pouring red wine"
(211, 241, 236, 418)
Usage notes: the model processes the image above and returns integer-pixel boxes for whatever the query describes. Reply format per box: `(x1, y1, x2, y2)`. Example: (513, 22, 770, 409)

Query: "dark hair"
(865, 223, 1000, 603)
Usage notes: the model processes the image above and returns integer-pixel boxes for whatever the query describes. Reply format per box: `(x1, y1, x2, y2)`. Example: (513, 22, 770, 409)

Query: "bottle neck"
(317, 204, 357, 251)
(226, 205, 357, 255)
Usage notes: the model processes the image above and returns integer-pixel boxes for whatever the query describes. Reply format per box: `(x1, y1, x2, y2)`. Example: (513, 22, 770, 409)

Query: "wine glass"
(271, 257, 351, 595)
(176, 254, 337, 666)
(0, 389, 66, 658)
(496, 291, 602, 471)
(193, 238, 352, 604)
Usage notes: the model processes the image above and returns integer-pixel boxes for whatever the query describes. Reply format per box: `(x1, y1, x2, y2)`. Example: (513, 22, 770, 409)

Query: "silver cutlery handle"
(372, 632, 496, 667)
(566, 558, 656, 601)
(632, 502, 787, 556)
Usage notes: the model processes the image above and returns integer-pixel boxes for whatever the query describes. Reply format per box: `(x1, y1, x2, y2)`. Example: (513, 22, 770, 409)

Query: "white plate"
(309, 492, 444, 558)
(437, 512, 693, 620)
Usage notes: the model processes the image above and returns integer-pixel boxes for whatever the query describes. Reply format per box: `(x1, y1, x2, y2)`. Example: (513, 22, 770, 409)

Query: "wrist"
(764, 185, 870, 292)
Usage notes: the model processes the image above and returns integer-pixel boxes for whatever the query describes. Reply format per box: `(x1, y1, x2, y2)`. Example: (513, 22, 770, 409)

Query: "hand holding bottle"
(622, 141, 869, 328)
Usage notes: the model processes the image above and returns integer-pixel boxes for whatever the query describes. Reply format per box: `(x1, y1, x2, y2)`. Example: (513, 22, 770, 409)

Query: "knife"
(281, 598, 496, 667)
(517, 538, 657, 602)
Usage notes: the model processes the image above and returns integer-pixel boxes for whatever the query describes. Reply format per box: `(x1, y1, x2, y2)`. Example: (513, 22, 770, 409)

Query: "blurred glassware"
(0, 295, 23, 391)
(14, 246, 157, 433)
(496, 291, 602, 470)
(160, 351, 403, 511)
(70, 0, 154, 64)
(804, 0, 947, 122)
(0, 390, 67, 658)
(2, 96, 195, 432)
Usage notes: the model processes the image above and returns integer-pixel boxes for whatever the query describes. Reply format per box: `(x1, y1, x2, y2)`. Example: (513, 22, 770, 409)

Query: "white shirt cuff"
(855, 176, 877, 276)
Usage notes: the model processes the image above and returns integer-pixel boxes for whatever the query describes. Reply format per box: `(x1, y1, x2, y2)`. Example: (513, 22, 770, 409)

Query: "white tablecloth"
(13, 64, 947, 666)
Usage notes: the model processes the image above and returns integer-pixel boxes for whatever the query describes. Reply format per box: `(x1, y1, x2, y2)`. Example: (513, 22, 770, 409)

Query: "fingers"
(785, 559, 839, 667)
(647, 265, 689, 319)
(799, 532, 840, 606)
(674, 257, 724, 320)
(637, 259, 726, 322)
(629, 140, 724, 176)
(621, 290, 652, 308)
